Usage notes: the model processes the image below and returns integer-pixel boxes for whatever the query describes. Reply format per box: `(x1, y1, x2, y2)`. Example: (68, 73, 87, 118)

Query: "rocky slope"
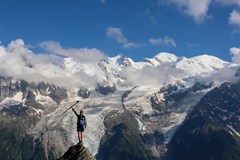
(97, 110, 154, 160)
(169, 81, 240, 160)
(0, 77, 68, 160)
(57, 143, 95, 160)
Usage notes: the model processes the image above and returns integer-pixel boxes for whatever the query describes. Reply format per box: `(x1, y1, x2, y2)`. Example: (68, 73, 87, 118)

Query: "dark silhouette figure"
(72, 108, 87, 143)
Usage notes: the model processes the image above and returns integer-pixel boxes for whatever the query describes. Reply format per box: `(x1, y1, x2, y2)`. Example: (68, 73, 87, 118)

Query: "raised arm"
(72, 107, 78, 116)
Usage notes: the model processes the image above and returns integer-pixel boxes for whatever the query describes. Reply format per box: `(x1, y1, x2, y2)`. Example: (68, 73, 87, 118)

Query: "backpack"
(79, 115, 85, 126)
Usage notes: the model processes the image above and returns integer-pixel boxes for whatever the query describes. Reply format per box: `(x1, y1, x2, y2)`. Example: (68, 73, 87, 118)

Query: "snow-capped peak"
(154, 52, 178, 63)
(175, 54, 229, 76)
(143, 52, 179, 67)
(58, 52, 234, 90)
(102, 54, 135, 67)
(61, 57, 105, 79)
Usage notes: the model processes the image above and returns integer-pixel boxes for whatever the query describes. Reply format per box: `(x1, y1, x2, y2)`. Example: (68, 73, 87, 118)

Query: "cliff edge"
(57, 143, 95, 160)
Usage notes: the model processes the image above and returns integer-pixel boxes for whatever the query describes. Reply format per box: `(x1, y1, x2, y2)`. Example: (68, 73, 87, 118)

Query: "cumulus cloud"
(1, 39, 239, 91)
(123, 42, 144, 48)
(7, 39, 33, 56)
(230, 47, 240, 63)
(119, 64, 184, 86)
(158, 0, 240, 25)
(106, 27, 175, 48)
(106, 26, 143, 48)
(216, 0, 240, 6)
(203, 66, 240, 84)
(161, 0, 212, 23)
(0, 39, 107, 89)
(40, 41, 106, 62)
(106, 27, 128, 44)
(229, 9, 240, 26)
(149, 37, 177, 47)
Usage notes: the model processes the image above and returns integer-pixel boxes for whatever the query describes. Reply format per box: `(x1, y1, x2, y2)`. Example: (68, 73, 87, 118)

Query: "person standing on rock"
(72, 108, 87, 143)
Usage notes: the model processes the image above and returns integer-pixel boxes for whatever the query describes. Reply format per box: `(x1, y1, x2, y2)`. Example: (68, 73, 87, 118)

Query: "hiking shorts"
(77, 126, 84, 132)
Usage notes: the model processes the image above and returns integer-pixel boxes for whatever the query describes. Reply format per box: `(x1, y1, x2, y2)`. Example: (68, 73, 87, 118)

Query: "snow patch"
(30, 92, 122, 156)
(175, 54, 228, 76)
(136, 117, 146, 131)
(1, 92, 23, 103)
(227, 125, 240, 138)
(0, 92, 24, 106)
(35, 94, 56, 105)
(162, 112, 187, 144)
(32, 108, 44, 115)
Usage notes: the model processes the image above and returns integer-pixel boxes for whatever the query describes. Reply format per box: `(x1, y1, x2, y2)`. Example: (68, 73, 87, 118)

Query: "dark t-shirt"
(77, 115, 86, 132)
(72, 108, 86, 132)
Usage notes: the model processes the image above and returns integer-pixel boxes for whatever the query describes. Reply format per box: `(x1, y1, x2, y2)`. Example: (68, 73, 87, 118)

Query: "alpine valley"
(1, 50, 240, 160)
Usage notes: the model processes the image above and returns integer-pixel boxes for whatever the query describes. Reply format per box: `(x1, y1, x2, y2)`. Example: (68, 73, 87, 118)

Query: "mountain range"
(0, 52, 240, 160)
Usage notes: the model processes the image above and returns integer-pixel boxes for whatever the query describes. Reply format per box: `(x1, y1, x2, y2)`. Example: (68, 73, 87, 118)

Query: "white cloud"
(119, 64, 184, 86)
(106, 26, 143, 48)
(7, 39, 32, 55)
(216, 0, 240, 6)
(106, 27, 128, 44)
(0, 46, 7, 57)
(158, 0, 212, 23)
(0, 39, 107, 89)
(123, 42, 144, 48)
(202, 66, 239, 84)
(149, 36, 177, 47)
(230, 47, 240, 63)
(229, 9, 240, 26)
(1, 39, 239, 91)
(40, 41, 106, 62)
(158, 0, 240, 25)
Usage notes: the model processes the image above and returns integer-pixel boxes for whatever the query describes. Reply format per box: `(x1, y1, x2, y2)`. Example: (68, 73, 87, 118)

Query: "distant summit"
(154, 52, 178, 63)
(57, 143, 95, 160)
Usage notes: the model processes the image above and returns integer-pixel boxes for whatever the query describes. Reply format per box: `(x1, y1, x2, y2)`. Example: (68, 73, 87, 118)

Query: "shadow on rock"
(57, 143, 95, 160)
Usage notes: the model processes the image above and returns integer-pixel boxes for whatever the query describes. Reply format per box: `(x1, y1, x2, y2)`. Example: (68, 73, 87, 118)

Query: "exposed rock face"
(57, 143, 95, 160)
(36, 82, 67, 105)
(168, 81, 240, 160)
(95, 83, 116, 95)
(78, 88, 90, 99)
(0, 76, 68, 160)
(97, 110, 153, 160)
(0, 77, 67, 106)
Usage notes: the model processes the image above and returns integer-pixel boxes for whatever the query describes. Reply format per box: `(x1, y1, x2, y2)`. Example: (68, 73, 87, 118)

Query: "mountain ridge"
(169, 80, 240, 160)
(0, 51, 240, 159)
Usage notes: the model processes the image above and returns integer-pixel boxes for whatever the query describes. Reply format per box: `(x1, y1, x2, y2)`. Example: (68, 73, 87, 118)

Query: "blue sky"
(0, 0, 240, 61)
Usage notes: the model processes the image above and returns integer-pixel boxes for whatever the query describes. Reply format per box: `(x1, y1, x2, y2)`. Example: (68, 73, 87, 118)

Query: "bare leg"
(80, 131, 83, 142)
(78, 132, 81, 142)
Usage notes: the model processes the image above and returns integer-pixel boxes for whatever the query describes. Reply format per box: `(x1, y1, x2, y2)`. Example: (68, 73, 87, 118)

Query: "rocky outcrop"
(57, 143, 95, 160)
(78, 88, 90, 99)
(96, 110, 153, 160)
(95, 83, 116, 95)
(0, 76, 69, 160)
(0, 77, 67, 105)
(168, 81, 240, 160)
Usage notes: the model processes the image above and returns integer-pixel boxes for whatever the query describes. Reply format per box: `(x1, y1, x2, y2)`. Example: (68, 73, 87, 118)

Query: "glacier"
(1, 51, 240, 158)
